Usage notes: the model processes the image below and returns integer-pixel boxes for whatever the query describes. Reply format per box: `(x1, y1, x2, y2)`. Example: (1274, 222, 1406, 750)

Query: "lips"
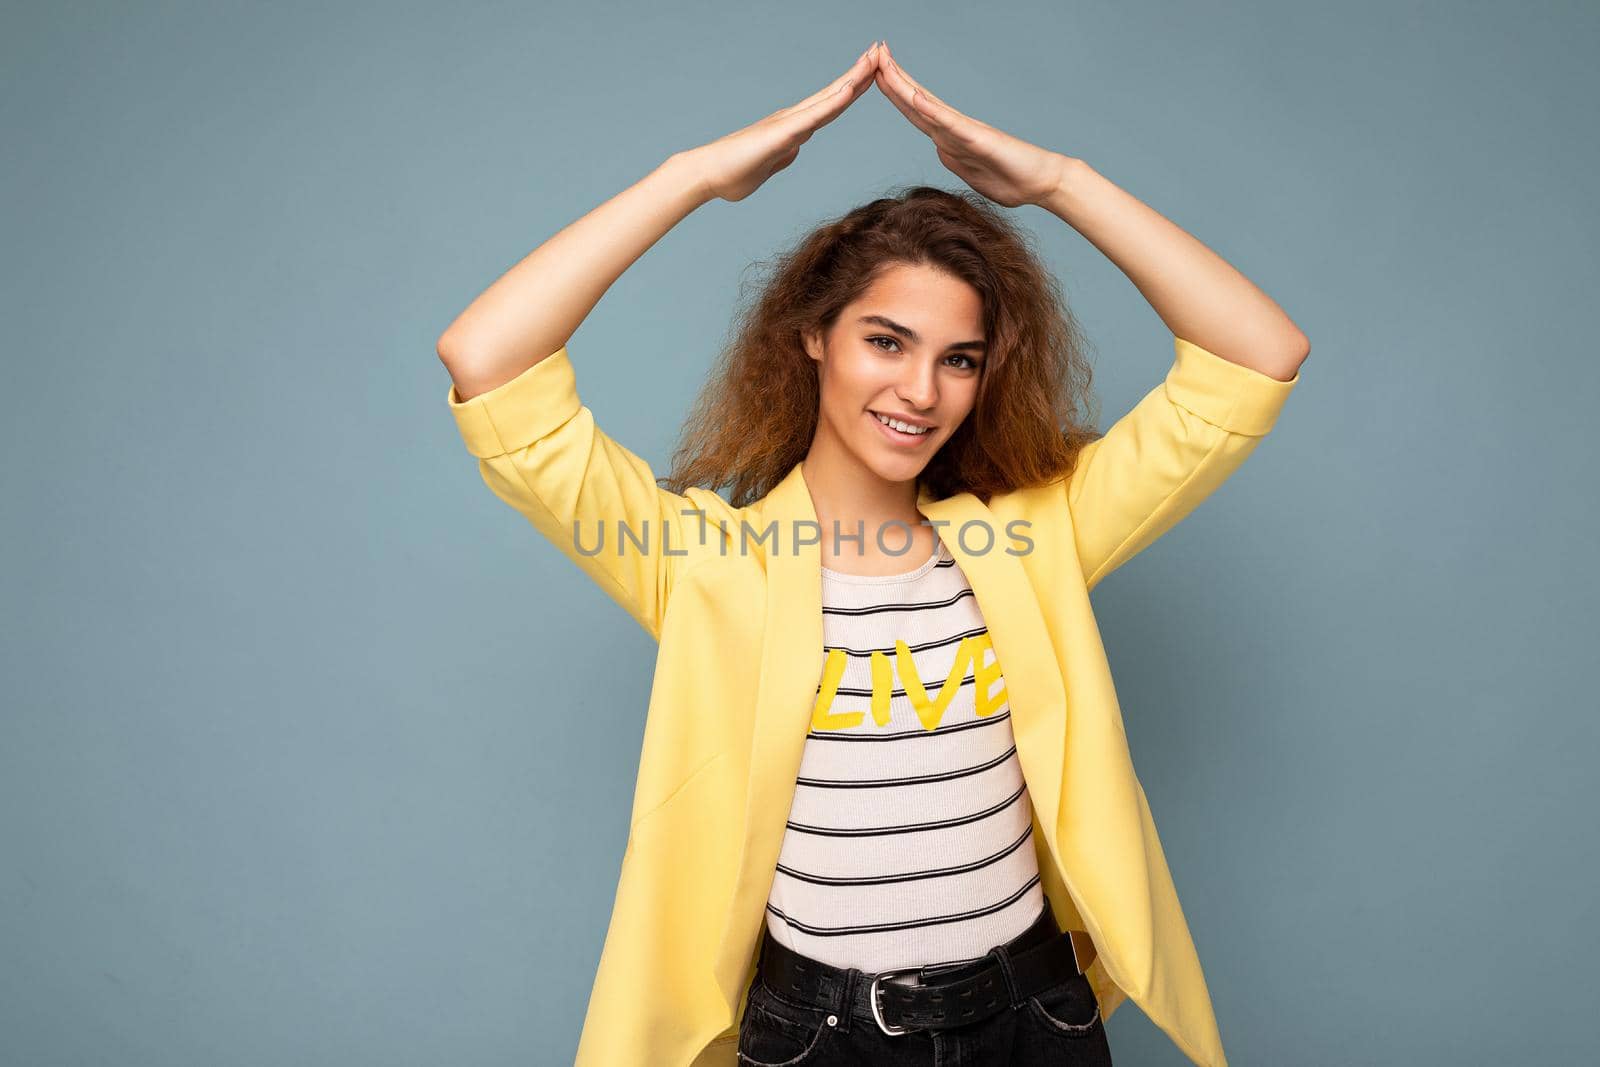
(870, 410, 933, 446)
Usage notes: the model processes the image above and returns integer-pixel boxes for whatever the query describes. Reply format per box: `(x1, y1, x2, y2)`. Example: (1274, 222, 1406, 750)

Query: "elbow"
(437, 310, 495, 367)
(436, 328, 468, 369)
(437, 332, 489, 403)
(1292, 331, 1312, 362)
(1270, 331, 1311, 381)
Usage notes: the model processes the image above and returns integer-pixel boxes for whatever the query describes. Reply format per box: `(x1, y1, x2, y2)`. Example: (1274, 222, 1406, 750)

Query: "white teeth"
(874, 412, 930, 435)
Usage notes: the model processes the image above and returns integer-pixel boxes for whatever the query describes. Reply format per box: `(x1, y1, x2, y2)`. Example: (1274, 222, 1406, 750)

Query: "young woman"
(440, 41, 1306, 1067)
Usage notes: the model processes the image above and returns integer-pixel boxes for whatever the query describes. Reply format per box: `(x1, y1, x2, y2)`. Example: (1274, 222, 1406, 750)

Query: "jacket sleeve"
(446, 345, 701, 641)
(1066, 335, 1300, 591)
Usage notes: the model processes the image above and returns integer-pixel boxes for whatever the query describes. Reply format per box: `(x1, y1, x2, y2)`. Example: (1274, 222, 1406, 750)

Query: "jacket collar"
(710, 458, 1072, 1004)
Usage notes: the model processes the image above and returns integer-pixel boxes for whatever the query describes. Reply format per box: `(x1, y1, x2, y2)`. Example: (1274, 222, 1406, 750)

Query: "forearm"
(437, 152, 713, 400)
(1040, 157, 1309, 380)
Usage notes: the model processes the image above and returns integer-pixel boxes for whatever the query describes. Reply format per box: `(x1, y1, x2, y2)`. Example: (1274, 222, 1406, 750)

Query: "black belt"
(755, 905, 1099, 1037)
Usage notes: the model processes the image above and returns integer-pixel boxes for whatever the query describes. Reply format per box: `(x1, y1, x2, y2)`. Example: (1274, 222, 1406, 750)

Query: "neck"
(800, 442, 928, 564)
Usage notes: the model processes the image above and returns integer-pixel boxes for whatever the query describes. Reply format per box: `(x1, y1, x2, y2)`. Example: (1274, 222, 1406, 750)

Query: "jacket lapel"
(917, 489, 1070, 856)
(710, 460, 1071, 1007)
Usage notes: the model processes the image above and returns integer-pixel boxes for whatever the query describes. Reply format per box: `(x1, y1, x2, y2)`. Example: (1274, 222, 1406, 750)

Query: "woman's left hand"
(872, 43, 1069, 209)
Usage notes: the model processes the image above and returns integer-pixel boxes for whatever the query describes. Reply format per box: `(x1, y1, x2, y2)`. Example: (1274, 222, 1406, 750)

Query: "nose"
(895, 358, 939, 412)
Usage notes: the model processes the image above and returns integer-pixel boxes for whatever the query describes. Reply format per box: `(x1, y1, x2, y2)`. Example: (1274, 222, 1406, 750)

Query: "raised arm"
(439, 153, 719, 640)
(870, 42, 1311, 372)
(436, 40, 886, 390)
(1038, 159, 1308, 588)
(1060, 334, 1299, 591)
(438, 46, 885, 636)
(436, 153, 711, 398)
(866, 44, 1309, 588)
(1038, 157, 1309, 379)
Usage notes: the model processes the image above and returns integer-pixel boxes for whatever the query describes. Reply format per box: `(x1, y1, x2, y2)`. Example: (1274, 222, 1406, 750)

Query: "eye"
(946, 353, 981, 371)
(866, 335, 901, 352)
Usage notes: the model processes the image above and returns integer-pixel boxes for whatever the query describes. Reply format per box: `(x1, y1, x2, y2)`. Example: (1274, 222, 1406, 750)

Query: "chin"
(860, 446, 932, 485)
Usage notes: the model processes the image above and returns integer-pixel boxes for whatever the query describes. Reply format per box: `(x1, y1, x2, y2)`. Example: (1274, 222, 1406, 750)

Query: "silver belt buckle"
(869, 967, 924, 1037)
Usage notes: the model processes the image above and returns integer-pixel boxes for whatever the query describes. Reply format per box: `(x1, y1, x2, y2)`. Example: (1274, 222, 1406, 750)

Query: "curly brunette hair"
(659, 185, 1104, 507)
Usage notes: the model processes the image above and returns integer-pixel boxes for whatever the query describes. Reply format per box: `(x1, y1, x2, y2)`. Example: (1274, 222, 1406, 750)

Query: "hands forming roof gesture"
(687, 41, 1068, 209)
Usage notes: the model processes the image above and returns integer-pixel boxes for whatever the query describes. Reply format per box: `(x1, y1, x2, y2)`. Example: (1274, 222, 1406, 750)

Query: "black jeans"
(736, 921, 1114, 1066)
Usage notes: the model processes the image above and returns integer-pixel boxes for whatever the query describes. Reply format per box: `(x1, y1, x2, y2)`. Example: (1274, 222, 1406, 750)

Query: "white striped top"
(762, 534, 1046, 973)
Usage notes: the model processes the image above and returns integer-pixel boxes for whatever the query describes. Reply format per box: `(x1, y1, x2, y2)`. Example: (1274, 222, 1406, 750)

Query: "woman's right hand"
(682, 43, 882, 203)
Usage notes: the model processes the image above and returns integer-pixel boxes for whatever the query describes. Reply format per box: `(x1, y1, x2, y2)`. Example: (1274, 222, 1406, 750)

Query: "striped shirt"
(762, 534, 1046, 973)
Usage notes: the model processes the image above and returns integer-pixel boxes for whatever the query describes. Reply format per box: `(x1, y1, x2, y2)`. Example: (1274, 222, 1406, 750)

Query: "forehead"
(848, 263, 984, 335)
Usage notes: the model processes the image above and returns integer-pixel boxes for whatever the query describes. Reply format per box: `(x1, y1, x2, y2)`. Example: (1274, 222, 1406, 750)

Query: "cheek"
(822, 362, 884, 412)
(943, 388, 980, 426)
(816, 377, 867, 434)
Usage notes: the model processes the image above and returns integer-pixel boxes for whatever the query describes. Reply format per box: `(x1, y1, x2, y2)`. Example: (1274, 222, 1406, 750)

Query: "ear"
(802, 328, 824, 363)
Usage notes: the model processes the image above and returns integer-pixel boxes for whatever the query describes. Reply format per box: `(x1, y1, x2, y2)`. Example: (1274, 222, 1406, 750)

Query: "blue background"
(4, 1, 1595, 1063)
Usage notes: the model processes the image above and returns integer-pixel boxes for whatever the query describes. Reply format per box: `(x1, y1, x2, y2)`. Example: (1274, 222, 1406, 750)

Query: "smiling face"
(803, 262, 987, 487)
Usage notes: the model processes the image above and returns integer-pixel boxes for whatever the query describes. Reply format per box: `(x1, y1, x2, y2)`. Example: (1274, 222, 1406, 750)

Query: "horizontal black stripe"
(817, 624, 990, 660)
(817, 671, 1005, 706)
(774, 825, 1035, 887)
(804, 709, 1011, 743)
(786, 783, 1028, 838)
(797, 745, 1018, 789)
(765, 873, 1042, 938)
(823, 586, 976, 617)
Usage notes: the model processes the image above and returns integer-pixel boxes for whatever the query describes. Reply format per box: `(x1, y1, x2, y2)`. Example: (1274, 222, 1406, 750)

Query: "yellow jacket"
(446, 335, 1300, 1066)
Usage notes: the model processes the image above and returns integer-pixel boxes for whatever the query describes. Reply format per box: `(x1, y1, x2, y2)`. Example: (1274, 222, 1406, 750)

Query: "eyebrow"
(856, 315, 987, 353)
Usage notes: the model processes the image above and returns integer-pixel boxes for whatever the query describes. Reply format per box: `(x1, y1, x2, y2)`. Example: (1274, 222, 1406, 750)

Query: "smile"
(871, 410, 934, 444)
